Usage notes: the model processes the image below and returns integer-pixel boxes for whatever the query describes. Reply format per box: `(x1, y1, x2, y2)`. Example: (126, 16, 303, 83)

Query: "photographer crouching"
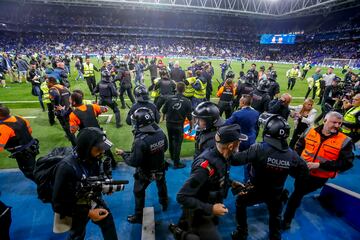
(52, 128, 123, 240)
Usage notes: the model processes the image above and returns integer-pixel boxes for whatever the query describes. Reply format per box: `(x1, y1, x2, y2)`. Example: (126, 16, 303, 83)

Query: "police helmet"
(268, 70, 277, 81)
(131, 107, 155, 131)
(192, 102, 224, 131)
(133, 85, 149, 102)
(259, 113, 290, 151)
(257, 80, 270, 92)
(101, 69, 111, 78)
(226, 71, 235, 79)
(245, 72, 254, 83)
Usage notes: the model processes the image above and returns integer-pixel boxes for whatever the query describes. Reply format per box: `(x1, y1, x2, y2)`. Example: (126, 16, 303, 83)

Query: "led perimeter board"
(260, 34, 296, 44)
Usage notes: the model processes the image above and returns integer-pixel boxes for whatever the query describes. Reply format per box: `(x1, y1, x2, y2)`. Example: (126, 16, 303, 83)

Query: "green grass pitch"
(0, 58, 345, 169)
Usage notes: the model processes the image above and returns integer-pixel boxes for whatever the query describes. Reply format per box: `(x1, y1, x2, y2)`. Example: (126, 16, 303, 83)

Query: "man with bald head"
(268, 93, 292, 120)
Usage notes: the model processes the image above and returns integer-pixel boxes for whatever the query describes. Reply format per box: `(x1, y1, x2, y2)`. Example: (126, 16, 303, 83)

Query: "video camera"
(77, 176, 129, 200)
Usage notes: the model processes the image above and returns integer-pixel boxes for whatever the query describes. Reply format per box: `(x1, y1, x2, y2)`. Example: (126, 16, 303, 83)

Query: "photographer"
(52, 128, 118, 240)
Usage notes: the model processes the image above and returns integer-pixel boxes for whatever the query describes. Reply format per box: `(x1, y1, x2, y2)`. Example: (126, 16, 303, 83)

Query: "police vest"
(1, 116, 33, 152)
(184, 77, 196, 98)
(194, 148, 230, 203)
(219, 85, 234, 102)
(40, 82, 50, 104)
(194, 79, 207, 99)
(301, 128, 351, 178)
(289, 69, 298, 78)
(51, 84, 71, 108)
(303, 64, 311, 71)
(83, 63, 95, 78)
(341, 106, 360, 134)
(151, 78, 160, 98)
(73, 105, 100, 130)
(139, 129, 166, 172)
(99, 82, 112, 98)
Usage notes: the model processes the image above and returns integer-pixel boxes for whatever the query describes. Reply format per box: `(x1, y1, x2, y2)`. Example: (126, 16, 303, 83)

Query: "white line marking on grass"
(106, 115, 113, 124)
(23, 116, 38, 119)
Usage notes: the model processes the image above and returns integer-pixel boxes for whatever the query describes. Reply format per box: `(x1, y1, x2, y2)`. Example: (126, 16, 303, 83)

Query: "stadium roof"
(12, 0, 360, 18)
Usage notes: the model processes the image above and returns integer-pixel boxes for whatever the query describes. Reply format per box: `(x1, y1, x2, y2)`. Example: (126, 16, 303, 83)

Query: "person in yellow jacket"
(40, 81, 55, 125)
(191, 70, 207, 108)
(286, 65, 301, 90)
(341, 93, 360, 142)
(82, 57, 99, 94)
(282, 111, 354, 230)
(150, 77, 161, 105)
(301, 61, 312, 79)
(183, 71, 196, 102)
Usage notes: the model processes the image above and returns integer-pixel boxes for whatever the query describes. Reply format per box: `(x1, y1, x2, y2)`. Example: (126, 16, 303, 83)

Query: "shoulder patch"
(200, 160, 215, 176)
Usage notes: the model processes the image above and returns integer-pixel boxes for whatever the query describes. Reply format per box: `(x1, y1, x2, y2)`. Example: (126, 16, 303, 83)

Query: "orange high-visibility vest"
(301, 128, 350, 178)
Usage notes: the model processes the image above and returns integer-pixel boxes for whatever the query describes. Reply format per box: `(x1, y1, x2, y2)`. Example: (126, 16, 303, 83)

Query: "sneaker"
(174, 162, 186, 169)
(127, 214, 142, 224)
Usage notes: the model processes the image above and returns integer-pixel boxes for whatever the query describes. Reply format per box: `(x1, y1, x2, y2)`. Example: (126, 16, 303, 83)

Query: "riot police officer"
(247, 64, 258, 86)
(116, 107, 168, 224)
(267, 70, 280, 100)
(115, 60, 135, 109)
(170, 124, 247, 240)
(93, 70, 122, 128)
(230, 114, 309, 240)
(250, 80, 271, 113)
(126, 85, 160, 125)
(233, 72, 255, 111)
(192, 102, 225, 158)
(155, 69, 176, 110)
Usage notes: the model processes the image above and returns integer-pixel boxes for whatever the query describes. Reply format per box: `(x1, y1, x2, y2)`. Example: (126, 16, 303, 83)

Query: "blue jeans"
(76, 69, 83, 81)
(134, 74, 143, 86)
(33, 86, 45, 111)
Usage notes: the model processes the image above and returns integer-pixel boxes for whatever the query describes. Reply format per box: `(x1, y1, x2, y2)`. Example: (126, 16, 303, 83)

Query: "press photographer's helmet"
(192, 102, 224, 131)
(131, 107, 155, 131)
(258, 113, 290, 151)
(133, 85, 149, 102)
(226, 71, 235, 79)
(268, 70, 277, 81)
(245, 72, 254, 84)
(257, 80, 270, 92)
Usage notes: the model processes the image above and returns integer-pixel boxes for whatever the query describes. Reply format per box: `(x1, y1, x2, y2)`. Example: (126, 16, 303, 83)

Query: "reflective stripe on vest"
(40, 82, 50, 104)
(83, 63, 94, 77)
(301, 128, 350, 178)
(151, 78, 160, 98)
(194, 80, 207, 99)
(184, 77, 196, 98)
(341, 106, 360, 134)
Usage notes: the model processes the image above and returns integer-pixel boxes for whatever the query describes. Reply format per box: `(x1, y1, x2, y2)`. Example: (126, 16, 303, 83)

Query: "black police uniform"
(162, 93, 192, 166)
(0, 200, 11, 240)
(268, 79, 280, 100)
(176, 147, 231, 240)
(250, 88, 271, 113)
(201, 70, 213, 101)
(52, 131, 117, 240)
(93, 79, 121, 127)
(170, 68, 186, 83)
(231, 142, 308, 240)
(247, 69, 258, 86)
(268, 99, 291, 120)
(126, 101, 160, 126)
(0, 116, 39, 181)
(116, 67, 135, 108)
(144, 61, 158, 85)
(218, 83, 235, 119)
(155, 77, 176, 110)
(194, 130, 216, 159)
(121, 123, 169, 222)
(49, 85, 76, 146)
(234, 80, 254, 110)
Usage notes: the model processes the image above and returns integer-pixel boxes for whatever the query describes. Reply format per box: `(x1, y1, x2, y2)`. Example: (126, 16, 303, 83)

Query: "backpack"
(33, 147, 74, 203)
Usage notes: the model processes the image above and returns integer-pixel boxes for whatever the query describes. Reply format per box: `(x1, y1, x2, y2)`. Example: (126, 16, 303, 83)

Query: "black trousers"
(287, 78, 296, 90)
(85, 76, 96, 94)
(156, 95, 170, 111)
(12, 147, 38, 181)
(99, 99, 121, 127)
(133, 171, 168, 217)
(119, 86, 135, 108)
(301, 70, 308, 79)
(178, 213, 221, 240)
(47, 103, 55, 125)
(283, 176, 328, 224)
(235, 189, 283, 240)
(56, 113, 77, 147)
(289, 122, 308, 149)
(67, 203, 117, 240)
(166, 123, 184, 165)
(0, 201, 11, 240)
(304, 86, 317, 100)
(218, 101, 232, 119)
